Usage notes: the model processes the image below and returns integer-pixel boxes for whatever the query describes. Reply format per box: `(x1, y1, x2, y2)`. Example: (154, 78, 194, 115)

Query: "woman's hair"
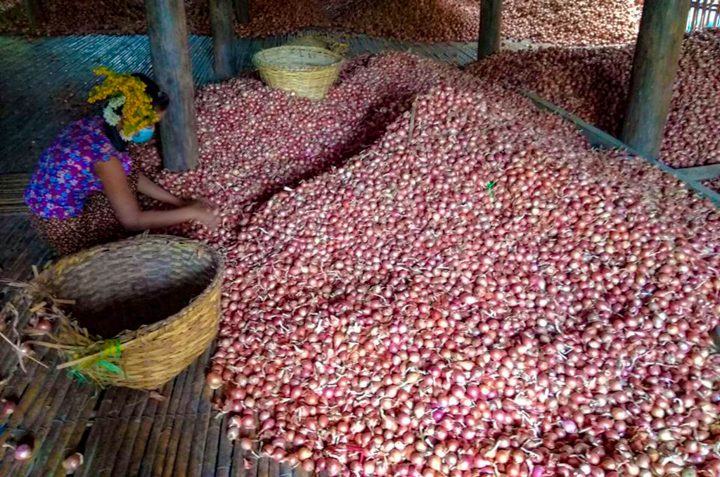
(131, 73, 170, 112)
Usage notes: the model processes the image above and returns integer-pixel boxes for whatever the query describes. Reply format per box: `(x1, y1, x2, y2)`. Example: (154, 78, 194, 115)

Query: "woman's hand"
(97, 159, 219, 231)
(188, 200, 220, 230)
(137, 173, 184, 206)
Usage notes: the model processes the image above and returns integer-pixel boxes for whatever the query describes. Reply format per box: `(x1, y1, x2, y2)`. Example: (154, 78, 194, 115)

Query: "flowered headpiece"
(88, 67, 159, 140)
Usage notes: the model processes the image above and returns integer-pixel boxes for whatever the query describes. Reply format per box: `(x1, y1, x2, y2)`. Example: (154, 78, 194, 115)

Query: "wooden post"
(478, 0, 502, 59)
(620, 0, 690, 158)
(210, 0, 236, 80)
(145, 0, 199, 171)
(233, 0, 250, 24)
(23, 0, 44, 29)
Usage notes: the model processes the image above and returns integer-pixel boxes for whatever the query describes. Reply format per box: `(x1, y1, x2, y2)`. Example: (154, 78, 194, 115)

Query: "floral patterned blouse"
(25, 116, 132, 220)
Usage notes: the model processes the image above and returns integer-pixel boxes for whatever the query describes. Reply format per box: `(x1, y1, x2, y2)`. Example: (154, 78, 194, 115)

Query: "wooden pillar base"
(210, 0, 236, 80)
(145, 0, 200, 171)
(620, 0, 690, 158)
(233, 0, 249, 25)
(478, 0, 502, 59)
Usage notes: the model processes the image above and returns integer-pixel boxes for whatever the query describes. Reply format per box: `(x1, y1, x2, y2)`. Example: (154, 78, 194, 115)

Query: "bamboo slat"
(153, 358, 200, 477)
(15, 373, 75, 477)
(140, 367, 191, 477)
(201, 391, 223, 476)
(37, 382, 96, 476)
(168, 351, 211, 476)
(109, 391, 152, 477)
(216, 415, 236, 476)
(125, 380, 174, 477)
(75, 387, 133, 477)
(97, 389, 149, 477)
(187, 386, 214, 476)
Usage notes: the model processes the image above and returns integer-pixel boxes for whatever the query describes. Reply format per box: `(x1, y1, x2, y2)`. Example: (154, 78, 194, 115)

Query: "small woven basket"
(287, 34, 349, 56)
(253, 45, 343, 100)
(17, 235, 223, 390)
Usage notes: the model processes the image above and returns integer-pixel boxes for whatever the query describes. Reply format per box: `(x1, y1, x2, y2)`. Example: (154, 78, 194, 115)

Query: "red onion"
(14, 443, 33, 461)
(137, 50, 720, 476)
(206, 372, 223, 390)
(62, 452, 83, 473)
(1, 399, 16, 417)
(468, 29, 720, 168)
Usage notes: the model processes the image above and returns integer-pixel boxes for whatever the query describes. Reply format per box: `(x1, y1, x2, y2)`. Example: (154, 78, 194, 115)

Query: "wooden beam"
(23, 0, 44, 29)
(675, 163, 720, 182)
(478, 0, 502, 59)
(233, 0, 250, 25)
(620, 0, 690, 158)
(210, 0, 236, 80)
(145, 0, 199, 171)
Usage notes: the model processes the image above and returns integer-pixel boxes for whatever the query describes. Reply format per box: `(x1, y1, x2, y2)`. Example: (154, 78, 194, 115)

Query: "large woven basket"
(253, 45, 343, 100)
(20, 235, 223, 390)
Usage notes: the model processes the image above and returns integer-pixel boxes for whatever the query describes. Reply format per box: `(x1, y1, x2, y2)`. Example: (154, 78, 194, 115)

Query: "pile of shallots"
(140, 52, 720, 475)
(135, 53, 468, 244)
(1, 0, 641, 46)
(502, 0, 641, 46)
(467, 29, 720, 169)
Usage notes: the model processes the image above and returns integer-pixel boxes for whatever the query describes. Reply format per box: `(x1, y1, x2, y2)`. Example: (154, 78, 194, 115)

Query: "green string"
(487, 181, 497, 202)
(97, 360, 123, 375)
(68, 368, 89, 384)
(68, 339, 124, 383)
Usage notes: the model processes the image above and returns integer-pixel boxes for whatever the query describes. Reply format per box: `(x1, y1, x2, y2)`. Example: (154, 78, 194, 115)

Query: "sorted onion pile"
(135, 53, 467, 244)
(502, 0, 641, 46)
(144, 54, 720, 474)
(467, 29, 720, 169)
(0, 0, 641, 46)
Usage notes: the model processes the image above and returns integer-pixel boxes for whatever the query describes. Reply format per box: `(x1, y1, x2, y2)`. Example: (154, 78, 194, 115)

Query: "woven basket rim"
(253, 45, 343, 72)
(36, 234, 224, 345)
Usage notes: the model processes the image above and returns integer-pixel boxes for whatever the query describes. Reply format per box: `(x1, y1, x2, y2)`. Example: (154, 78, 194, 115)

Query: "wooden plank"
(75, 387, 132, 477)
(14, 372, 75, 476)
(124, 380, 174, 477)
(478, 0, 502, 59)
(620, 0, 691, 158)
(168, 352, 212, 476)
(676, 163, 720, 181)
(268, 458, 280, 477)
(153, 359, 201, 477)
(233, 0, 250, 24)
(187, 386, 214, 476)
(210, 0, 236, 80)
(257, 456, 270, 477)
(35, 383, 96, 476)
(216, 415, 235, 476)
(200, 391, 222, 476)
(0, 356, 60, 475)
(97, 389, 149, 477)
(108, 390, 151, 477)
(139, 368, 191, 477)
(145, 0, 200, 171)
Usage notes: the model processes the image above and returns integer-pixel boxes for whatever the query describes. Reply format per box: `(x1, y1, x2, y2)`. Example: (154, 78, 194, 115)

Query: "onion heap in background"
(135, 52, 720, 475)
(468, 29, 720, 169)
(1, 0, 641, 46)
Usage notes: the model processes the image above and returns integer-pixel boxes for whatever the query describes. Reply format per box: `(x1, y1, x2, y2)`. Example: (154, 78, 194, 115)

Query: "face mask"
(130, 126, 155, 144)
